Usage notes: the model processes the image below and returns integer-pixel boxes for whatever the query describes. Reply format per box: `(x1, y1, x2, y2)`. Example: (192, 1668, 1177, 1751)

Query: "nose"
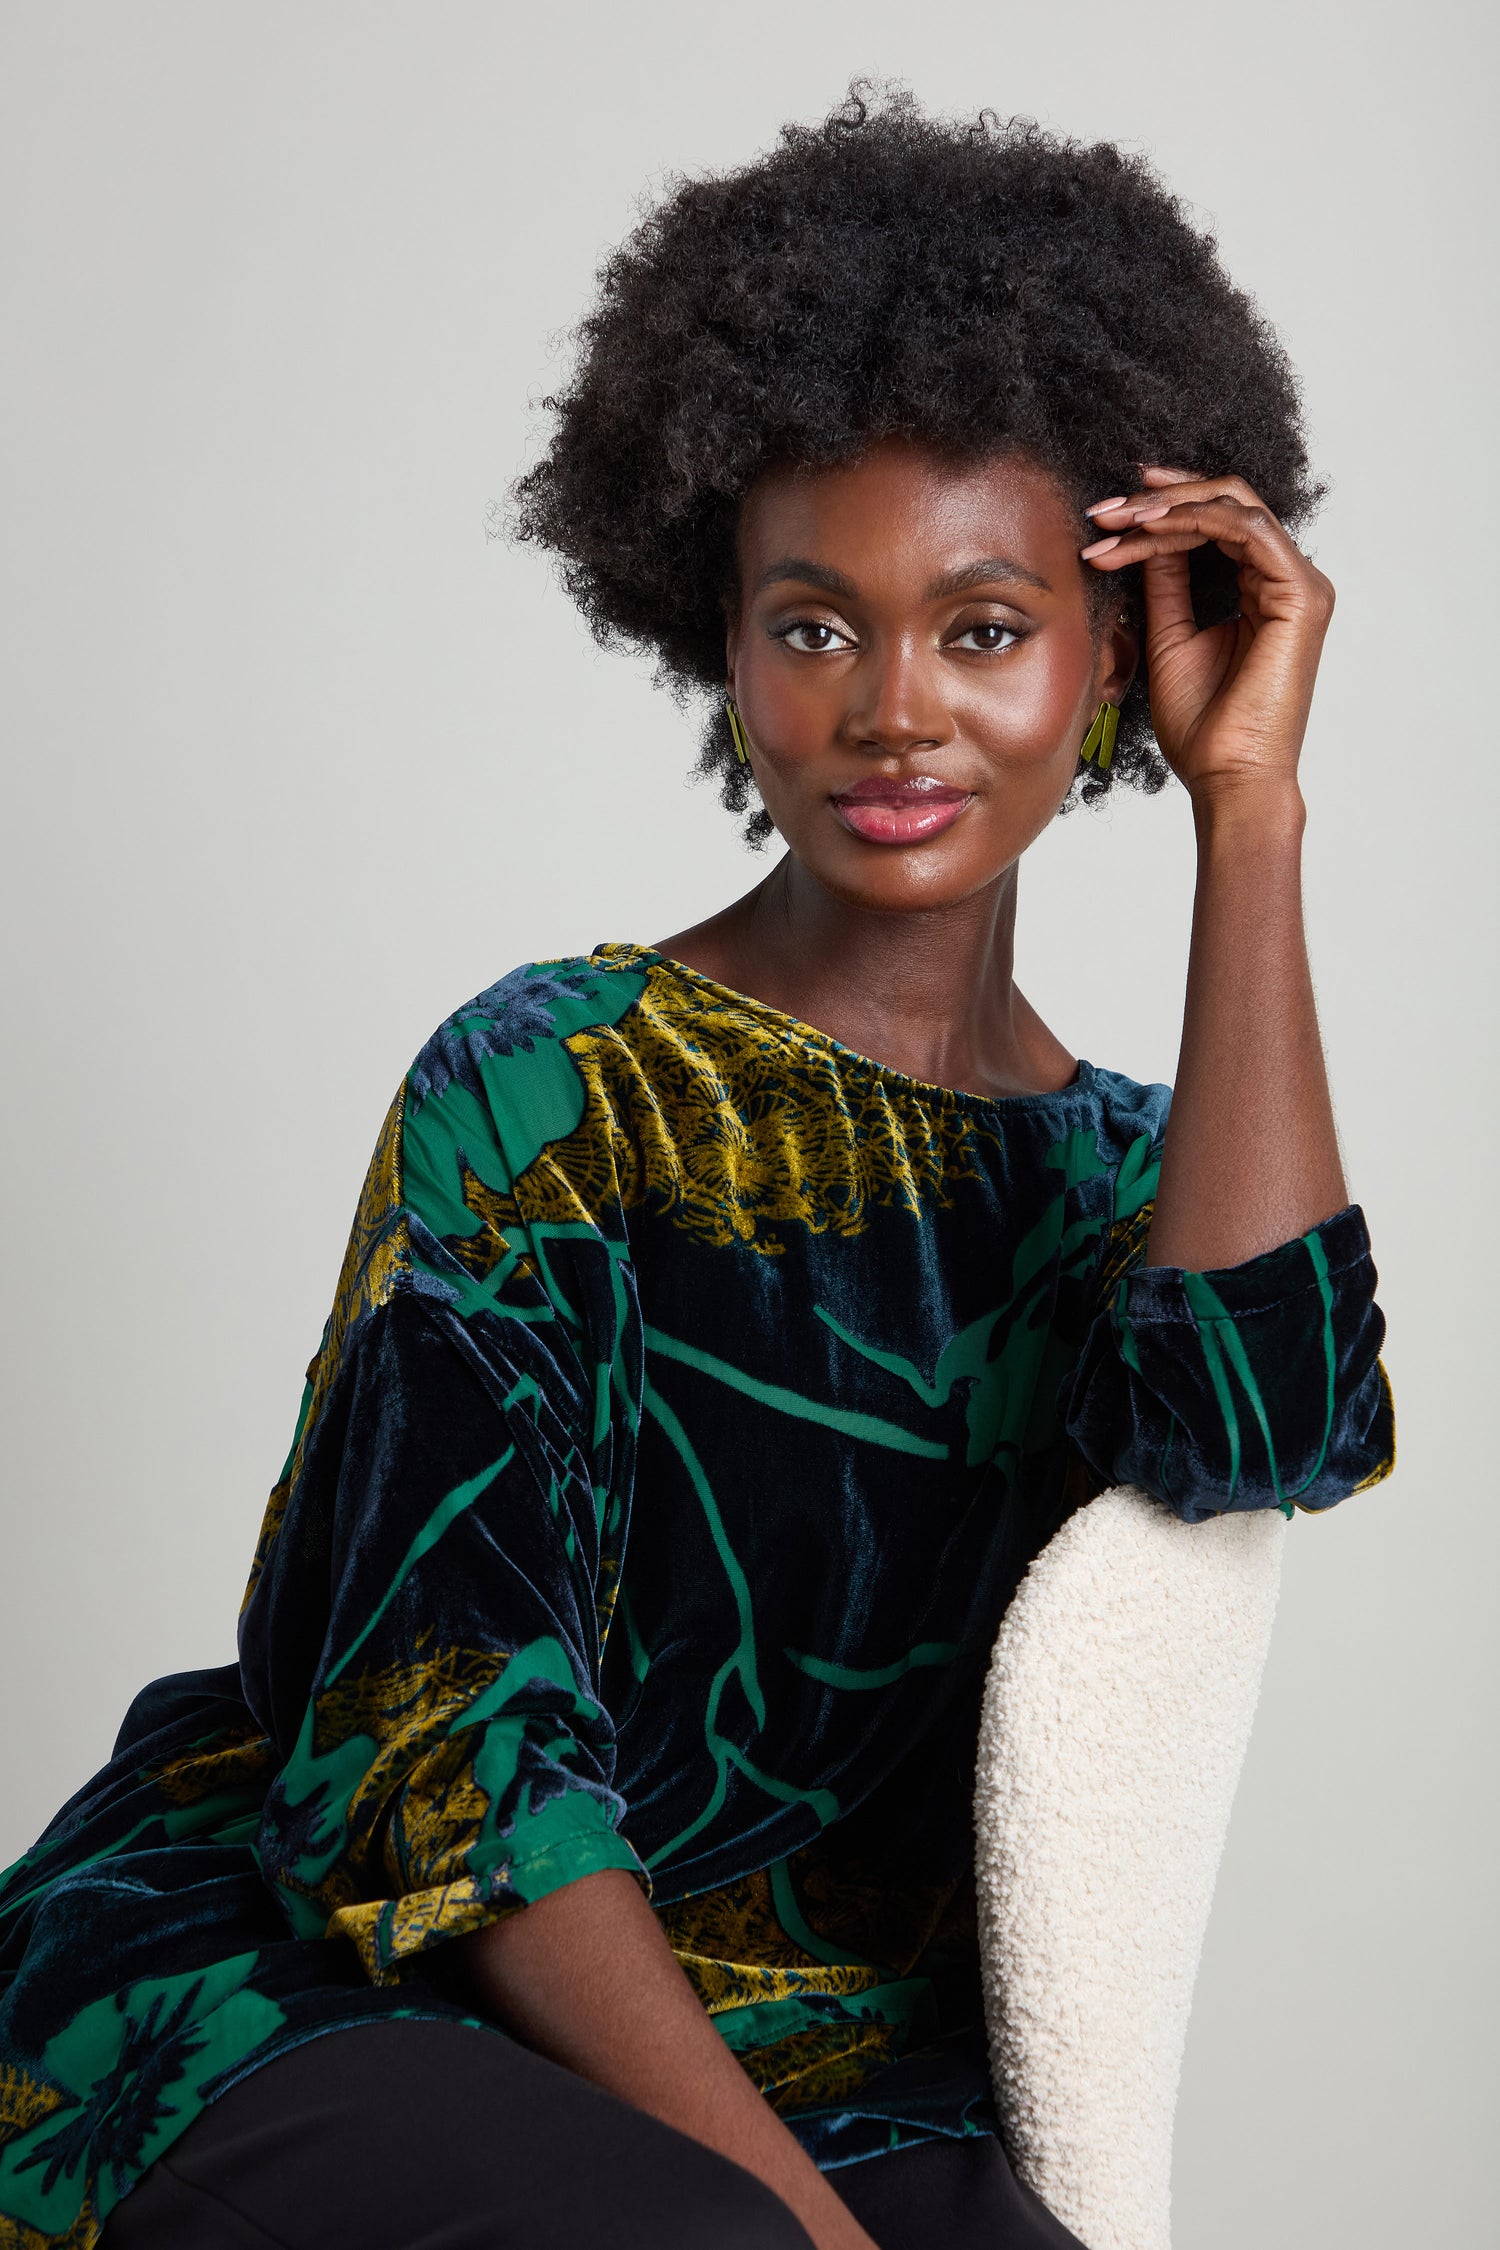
(841, 637, 952, 758)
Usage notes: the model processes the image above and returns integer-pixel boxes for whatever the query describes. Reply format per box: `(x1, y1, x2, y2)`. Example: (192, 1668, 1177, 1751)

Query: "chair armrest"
(973, 1486, 1285, 2250)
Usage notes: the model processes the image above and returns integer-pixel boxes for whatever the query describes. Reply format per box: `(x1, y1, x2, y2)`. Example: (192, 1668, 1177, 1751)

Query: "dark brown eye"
(775, 620, 854, 654)
(954, 621, 1020, 653)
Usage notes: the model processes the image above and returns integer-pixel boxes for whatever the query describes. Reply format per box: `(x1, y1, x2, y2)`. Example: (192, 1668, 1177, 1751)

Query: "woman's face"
(727, 438, 1136, 910)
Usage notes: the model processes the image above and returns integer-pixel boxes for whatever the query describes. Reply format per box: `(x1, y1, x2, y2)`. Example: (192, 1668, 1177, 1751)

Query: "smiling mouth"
(830, 777, 974, 845)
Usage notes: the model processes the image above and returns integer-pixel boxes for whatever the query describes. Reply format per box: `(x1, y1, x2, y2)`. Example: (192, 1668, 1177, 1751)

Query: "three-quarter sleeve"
(1064, 1202, 1395, 1524)
(241, 961, 651, 1984)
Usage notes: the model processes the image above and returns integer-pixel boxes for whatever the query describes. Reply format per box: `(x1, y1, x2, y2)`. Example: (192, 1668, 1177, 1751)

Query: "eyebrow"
(753, 553, 1052, 600)
(927, 556, 1052, 598)
(754, 556, 859, 599)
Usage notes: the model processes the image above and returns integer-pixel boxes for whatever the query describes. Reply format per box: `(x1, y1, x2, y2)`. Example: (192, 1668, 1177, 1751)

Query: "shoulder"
(265, 953, 649, 1513)
(1067, 1065, 1173, 1233)
(1083, 1063, 1173, 1151)
(404, 951, 649, 1170)
(390, 951, 647, 1236)
(406, 952, 649, 1113)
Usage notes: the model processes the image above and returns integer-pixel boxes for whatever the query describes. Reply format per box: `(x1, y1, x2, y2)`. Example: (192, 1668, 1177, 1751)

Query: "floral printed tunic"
(0, 946, 1394, 2246)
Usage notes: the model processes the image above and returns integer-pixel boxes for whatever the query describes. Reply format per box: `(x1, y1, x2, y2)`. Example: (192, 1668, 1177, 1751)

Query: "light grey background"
(2, 4, 1493, 2243)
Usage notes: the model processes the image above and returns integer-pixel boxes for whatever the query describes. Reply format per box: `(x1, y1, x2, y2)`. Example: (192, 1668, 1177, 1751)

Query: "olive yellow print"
(472, 951, 1001, 1259)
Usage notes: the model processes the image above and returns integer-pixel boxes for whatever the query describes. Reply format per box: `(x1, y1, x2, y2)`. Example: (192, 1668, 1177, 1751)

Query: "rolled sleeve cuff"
(1118, 1204, 1376, 1329)
(1077, 1204, 1394, 1522)
(328, 1797, 650, 1985)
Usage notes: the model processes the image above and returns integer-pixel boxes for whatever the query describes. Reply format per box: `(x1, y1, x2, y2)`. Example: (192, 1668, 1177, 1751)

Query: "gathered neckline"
(589, 942, 1097, 1118)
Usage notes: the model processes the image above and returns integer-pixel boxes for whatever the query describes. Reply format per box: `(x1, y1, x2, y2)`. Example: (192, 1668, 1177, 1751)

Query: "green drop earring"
(725, 697, 751, 765)
(1079, 700, 1119, 771)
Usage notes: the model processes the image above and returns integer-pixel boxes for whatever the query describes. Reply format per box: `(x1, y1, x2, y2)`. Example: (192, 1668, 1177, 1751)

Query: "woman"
(0, 90, 1392, 2250)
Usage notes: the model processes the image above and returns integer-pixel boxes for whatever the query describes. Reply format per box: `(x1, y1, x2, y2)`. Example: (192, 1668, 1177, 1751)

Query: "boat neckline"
(589, 943, 1099, 1117)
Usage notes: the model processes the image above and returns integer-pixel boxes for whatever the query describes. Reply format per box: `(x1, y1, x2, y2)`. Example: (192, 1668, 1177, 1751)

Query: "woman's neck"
(655, 853, 1076, 1100)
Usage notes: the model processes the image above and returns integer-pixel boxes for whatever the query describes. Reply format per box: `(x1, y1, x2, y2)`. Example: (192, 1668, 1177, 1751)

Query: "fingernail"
(1079, 535, 1122, 558)
(1132, 505, 1171, 522)
(1086, 497, 1129, 516)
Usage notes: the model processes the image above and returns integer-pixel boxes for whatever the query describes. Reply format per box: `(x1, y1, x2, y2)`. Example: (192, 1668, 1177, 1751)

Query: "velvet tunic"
(0, 946, 1395, 2247)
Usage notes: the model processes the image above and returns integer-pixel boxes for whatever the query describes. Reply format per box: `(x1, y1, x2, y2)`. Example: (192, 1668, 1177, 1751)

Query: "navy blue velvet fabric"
(0, 949, 1394, 2245)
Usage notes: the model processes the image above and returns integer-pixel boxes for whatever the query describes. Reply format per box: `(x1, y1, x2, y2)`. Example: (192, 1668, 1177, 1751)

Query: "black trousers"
(102, 2020, 1085, 2249)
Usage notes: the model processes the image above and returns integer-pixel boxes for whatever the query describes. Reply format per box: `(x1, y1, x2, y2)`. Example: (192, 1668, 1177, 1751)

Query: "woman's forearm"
(1145, 778, 1347, 1271)
(453, 1869, 876, 2250)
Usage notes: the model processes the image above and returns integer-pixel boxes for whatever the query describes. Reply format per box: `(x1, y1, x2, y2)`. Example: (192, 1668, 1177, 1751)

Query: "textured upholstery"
(974, 1487, 1286, 2250)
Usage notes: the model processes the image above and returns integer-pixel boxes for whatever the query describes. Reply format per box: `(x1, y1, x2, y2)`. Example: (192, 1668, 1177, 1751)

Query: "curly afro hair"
(514, 84, 1321, 841)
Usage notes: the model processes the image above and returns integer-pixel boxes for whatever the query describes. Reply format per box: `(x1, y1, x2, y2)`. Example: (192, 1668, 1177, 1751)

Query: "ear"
(1098, 610, 1139, 704)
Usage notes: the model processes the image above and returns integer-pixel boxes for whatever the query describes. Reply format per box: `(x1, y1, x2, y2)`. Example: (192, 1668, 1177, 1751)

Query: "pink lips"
(831, 775, 973, 846)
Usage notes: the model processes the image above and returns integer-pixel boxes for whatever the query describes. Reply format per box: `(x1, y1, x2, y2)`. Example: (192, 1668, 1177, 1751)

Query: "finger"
(1086, 471, 1269, 523)
(1082, 528, 1217, 566)
(1081, 466, 1198, 518)
(1085, 466, 1195, 517)
(1083, 496, 1305, 579)
(1083, 523, 1219, 565)
(1139, 545, 1197, 646)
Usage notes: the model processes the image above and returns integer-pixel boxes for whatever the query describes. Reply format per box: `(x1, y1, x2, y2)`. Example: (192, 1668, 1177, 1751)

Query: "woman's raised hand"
(1080, 464, 1349, 1272)
(1080, 464, 1334, 799)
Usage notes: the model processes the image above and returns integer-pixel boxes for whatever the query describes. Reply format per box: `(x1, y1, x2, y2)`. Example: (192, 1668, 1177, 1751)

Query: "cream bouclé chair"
(973, 1485, 1286, 2250)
